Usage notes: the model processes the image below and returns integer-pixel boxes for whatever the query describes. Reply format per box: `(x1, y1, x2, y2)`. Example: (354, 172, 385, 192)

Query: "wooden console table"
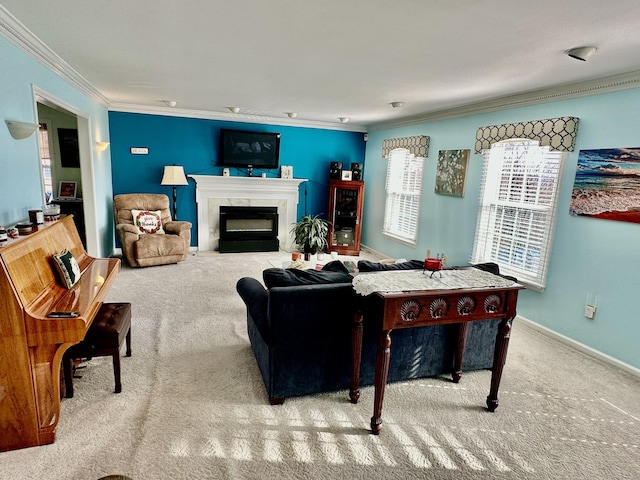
(349, 268, 524, 434)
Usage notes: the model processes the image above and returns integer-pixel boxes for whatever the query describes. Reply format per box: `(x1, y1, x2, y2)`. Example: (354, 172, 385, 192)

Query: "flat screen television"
(218, 129, 281, 169)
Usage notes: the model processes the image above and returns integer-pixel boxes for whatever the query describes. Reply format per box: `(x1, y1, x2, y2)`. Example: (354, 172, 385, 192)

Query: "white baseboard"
(516, 315, 640, 378)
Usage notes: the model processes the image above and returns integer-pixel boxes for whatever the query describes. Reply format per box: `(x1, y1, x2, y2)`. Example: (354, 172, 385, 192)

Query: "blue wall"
(0, 35, 113, 257)
(108, 112, 366, 244)
(362, 87, 640, 370)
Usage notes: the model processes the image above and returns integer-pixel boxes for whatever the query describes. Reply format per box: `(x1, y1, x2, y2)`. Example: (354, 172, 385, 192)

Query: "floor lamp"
(161, 165, 188, 220)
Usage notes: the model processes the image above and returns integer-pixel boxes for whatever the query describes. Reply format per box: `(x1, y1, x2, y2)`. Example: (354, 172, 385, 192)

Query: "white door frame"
(33, 86, 100, 256)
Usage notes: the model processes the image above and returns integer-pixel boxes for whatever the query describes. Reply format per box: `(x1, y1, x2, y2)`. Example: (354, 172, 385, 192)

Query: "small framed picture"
(280, 165, 293, 179)
(58, 181, 77, 198)
(341, 170, 352, 181)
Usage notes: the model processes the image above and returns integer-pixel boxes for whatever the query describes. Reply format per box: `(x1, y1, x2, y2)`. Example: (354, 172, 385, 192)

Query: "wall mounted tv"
(218, 129, 281, 170)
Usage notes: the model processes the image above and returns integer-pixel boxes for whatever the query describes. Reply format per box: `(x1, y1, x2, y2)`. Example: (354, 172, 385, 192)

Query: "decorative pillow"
(263, 261, 352, 288)
(52, 249, 81, 288)
(357, 259, 424, 272)
(132, 209, 165, 234)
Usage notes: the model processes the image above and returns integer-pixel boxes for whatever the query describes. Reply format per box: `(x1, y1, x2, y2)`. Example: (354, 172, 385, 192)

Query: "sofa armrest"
(236, 277, 270, 343)
(164, 221, 192, 235)
(116, 223, 140, 236)
(116, 223, 141, 267)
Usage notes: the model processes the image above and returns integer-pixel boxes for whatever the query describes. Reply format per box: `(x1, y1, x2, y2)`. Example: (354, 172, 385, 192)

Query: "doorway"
(34, 88, 99, 256)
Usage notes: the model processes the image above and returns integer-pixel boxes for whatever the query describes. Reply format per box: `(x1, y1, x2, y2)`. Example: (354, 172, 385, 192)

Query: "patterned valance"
(382, 135, 430, 158)
(475, 116, 579, 153)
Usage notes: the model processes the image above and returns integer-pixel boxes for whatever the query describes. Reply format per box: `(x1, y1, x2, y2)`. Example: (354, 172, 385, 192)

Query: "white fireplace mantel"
(189, 175, 308, 252)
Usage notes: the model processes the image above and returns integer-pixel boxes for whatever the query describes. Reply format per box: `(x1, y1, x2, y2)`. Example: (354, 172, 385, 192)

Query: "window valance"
(474, 116, 579, 153)
(382, 135, 430, 158)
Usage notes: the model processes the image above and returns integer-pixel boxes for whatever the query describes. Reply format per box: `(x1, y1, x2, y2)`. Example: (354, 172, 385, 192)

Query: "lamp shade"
(161, 165, 188, 186)
(6, 120, 39, 140)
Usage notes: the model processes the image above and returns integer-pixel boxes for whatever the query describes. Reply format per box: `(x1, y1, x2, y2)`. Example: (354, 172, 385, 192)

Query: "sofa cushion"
(263, 260, 352, 288)
(357, 259, 424, 272)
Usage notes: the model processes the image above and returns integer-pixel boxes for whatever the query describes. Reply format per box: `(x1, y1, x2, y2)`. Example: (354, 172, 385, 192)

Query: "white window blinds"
(471, 139, 565, 291)
(382, 148, 424, 245)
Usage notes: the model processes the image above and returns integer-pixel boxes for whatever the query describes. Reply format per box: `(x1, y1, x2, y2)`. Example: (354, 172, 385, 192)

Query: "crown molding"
(108, 103, 368, 132)
(368, 70, 640, 131)
(5, 3, 638, 134)
(0, 5, 110, 107)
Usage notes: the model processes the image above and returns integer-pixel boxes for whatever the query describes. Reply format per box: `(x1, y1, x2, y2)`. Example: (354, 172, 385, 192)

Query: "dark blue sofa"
(236, 260, 507, 404)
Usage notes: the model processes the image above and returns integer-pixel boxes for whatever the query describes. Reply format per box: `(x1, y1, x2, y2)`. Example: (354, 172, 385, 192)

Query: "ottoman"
(63, 302, 132, 398)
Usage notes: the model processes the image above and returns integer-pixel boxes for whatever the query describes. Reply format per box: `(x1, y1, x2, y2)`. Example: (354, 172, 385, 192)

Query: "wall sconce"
(5, 120, 39, 139)
(161, 165, 189, 220)
(96, 141, 110, 152)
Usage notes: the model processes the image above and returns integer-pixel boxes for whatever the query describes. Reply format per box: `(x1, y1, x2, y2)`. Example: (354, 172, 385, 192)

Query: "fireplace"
(219, 206, 279, 253)
(188, 175, 307, 252)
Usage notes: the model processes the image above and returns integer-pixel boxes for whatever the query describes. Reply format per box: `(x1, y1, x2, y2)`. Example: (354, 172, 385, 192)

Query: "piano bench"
(63, 302, 132, 398)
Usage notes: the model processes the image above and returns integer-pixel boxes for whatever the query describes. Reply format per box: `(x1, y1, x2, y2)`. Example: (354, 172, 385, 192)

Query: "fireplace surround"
(189, 175, 307, 252)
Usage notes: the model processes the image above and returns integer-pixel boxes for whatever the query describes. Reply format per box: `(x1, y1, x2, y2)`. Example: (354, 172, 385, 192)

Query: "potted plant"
(291, 214, 330, 260)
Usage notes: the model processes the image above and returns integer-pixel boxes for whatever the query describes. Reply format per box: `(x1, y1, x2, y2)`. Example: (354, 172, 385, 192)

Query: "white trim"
(3, 3, 640, 132)
(0, 5, 109, 107)
(368, 70, 640, 131)
(108, 103, 368, 132)
(33, 86, 101, 257)
(516, 315, 640, 379)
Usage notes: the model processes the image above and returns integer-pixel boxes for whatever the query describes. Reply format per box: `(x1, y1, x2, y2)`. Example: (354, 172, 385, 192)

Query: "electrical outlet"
(584, 304, 596, 319)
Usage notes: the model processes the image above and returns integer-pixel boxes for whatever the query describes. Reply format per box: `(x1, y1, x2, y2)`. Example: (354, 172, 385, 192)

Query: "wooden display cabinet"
(327, 179, 364, 256)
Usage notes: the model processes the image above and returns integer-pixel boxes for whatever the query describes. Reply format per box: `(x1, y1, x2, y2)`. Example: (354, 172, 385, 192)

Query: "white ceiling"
(2, 0, 640, 131)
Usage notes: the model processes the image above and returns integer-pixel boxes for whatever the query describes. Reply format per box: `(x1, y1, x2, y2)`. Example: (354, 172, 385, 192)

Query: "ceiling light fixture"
(286, 112, 298, 119)
(339, 117, 350, 123)
(565, 46, 597, 61)
(390, 101, 405, 108)
(228, 107, 240, 114)
(164, 100, 177, 107)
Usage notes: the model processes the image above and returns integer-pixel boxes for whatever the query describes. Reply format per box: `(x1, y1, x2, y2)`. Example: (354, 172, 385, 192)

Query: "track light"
(565, 46, 597, 61)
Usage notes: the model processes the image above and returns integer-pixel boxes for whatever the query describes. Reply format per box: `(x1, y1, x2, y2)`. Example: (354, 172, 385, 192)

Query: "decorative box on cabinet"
(328, 179, 364, 256)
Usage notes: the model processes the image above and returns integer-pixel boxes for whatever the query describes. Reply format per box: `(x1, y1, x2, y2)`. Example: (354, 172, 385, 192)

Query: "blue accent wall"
(108, 112, 366, 244)
(362, 87, 640, 370)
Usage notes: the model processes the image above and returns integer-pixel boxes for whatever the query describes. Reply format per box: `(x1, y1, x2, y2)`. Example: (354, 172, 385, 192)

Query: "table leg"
(486, 317, 512, 412)
(371, 329, 392, 435)
(350, 310, 364, 404)
(452, 322, 469, 383)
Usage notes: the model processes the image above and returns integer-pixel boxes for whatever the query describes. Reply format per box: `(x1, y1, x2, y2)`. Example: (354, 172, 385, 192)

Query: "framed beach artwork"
(569, 147, 640, 224)
(435, 149, 469, 197)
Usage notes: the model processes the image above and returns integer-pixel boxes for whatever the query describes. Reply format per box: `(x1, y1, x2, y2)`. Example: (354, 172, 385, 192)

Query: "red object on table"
(424, 258, 443, 271)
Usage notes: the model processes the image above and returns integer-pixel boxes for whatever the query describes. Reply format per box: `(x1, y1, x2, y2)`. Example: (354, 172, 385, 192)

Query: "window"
(382, 148, 424, 245)
(471, 139, 565, 291)
(38, 123, 53, 202)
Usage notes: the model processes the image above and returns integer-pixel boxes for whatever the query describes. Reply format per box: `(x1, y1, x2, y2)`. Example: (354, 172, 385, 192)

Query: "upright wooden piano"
(0, 216, 120, 451)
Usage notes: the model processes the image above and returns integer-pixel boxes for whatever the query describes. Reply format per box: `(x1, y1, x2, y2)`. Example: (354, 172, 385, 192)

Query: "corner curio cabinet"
(327, 179, 364, 256)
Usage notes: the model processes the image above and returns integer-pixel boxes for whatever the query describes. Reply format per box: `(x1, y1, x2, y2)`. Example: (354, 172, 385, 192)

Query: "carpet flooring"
(1, 251, 638, 479)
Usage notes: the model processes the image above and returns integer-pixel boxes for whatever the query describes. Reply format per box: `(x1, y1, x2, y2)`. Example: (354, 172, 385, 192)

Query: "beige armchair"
(114, 193, 192, 267)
